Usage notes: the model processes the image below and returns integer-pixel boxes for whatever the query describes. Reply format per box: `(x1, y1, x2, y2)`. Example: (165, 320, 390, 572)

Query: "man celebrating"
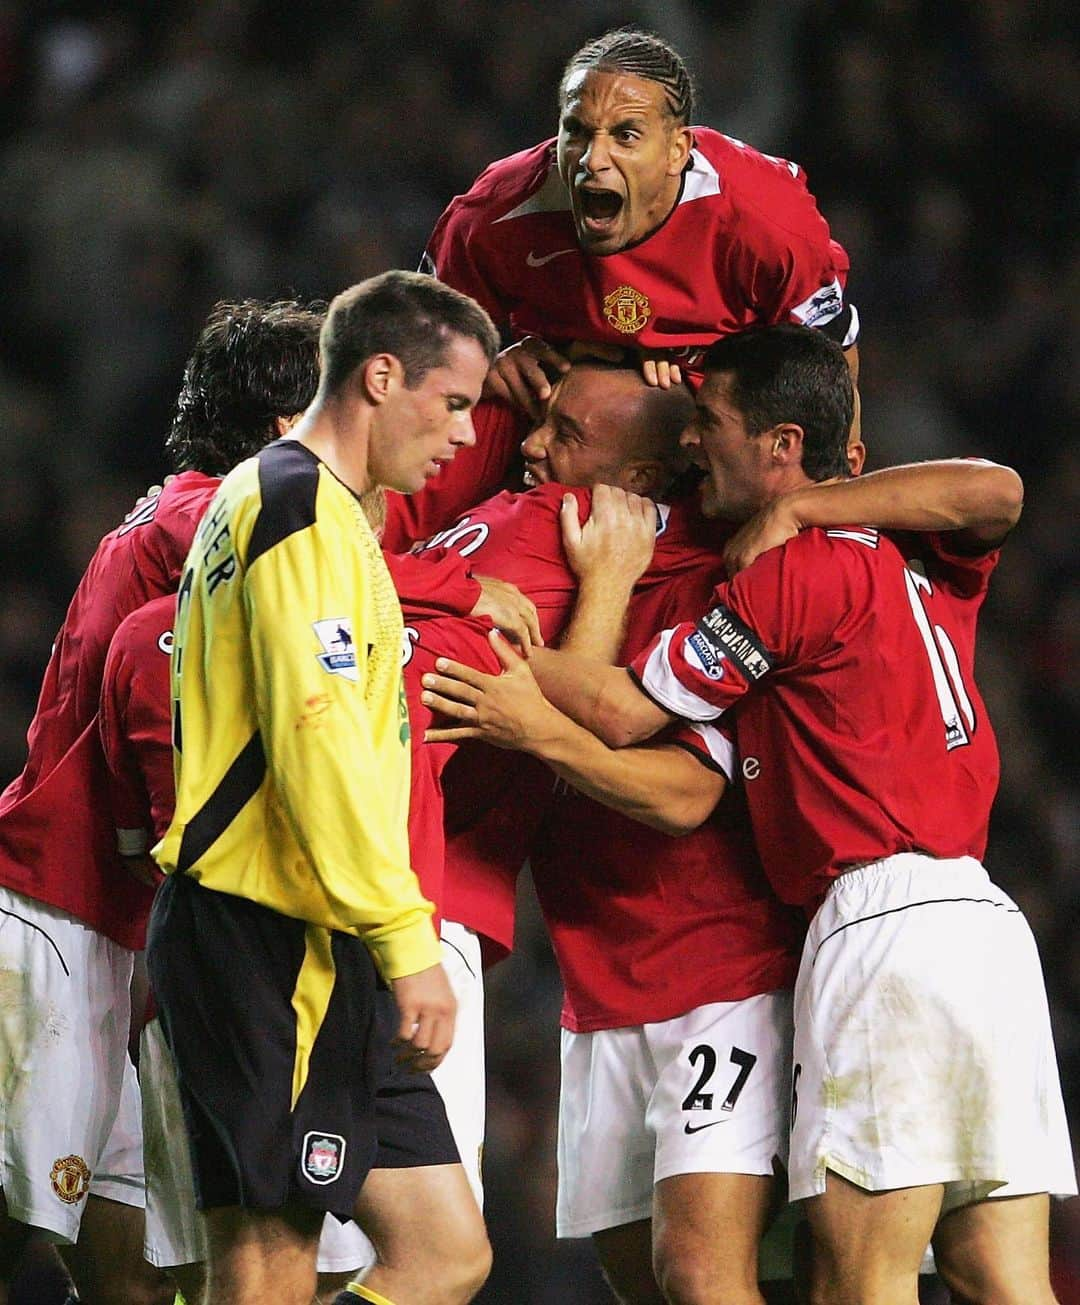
(424, 326, 1075, 1304)
(150, 271, 498, 1305)
(424, 27, 857, 413)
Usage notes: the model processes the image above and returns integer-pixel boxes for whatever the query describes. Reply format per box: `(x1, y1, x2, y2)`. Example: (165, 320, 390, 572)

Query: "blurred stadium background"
(0, 2, 1075, 1300)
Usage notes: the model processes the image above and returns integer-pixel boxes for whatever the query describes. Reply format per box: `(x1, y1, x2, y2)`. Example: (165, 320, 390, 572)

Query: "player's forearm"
(529, 647, 670, 747)
(784, 459, 1023, 539)
(524, 707, 723, 834)
(560, 573, 634, 661)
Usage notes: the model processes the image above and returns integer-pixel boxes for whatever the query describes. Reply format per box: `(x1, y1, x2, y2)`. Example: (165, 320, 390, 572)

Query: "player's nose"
(520, 425, 551, 461)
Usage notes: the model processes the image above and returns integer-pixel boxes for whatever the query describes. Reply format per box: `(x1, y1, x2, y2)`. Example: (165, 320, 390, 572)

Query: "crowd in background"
(0, 2, 1075, 1299)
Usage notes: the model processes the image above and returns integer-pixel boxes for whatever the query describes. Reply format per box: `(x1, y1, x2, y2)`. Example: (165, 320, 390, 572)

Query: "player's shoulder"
(223, 441, 326, 565)
(107, 594, 176, 681)
(444, 140, 559, 223)
(694, 127, 828, 241)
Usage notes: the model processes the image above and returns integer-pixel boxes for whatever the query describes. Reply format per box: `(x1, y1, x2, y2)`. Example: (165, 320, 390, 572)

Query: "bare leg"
(933, 1192, 1058, 1304)
(652, 1171, 776, 1305)
(803, 1171, 942, 1305)
(201, 1203, 321, 1305)
(170, 1258, 208, 1304)
(58, 1194, 173, 1305)
(0, 1192, 33, 1305)
(352, 1164, 490, 1304)
(592, 1218, 666, 1305)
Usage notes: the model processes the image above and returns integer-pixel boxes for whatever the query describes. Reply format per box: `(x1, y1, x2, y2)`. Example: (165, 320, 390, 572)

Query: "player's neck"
(290, 400, 373, 497)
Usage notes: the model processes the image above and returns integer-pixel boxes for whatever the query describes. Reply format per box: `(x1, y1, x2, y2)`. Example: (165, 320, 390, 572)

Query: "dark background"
(0, 2, 1075, 1299)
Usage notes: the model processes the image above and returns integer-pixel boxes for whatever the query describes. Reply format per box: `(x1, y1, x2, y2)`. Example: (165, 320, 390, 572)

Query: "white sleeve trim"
(686, 723, 736, 780)
(639, 629, 725, 722)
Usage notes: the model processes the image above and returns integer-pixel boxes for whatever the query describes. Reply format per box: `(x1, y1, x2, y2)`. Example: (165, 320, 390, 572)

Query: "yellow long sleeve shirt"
(153, 440, 440, 981)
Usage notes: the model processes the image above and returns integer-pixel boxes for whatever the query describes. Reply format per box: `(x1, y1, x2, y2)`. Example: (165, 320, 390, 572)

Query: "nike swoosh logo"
(683, 1118, 726, 1135)
(526, 248, 576, 268)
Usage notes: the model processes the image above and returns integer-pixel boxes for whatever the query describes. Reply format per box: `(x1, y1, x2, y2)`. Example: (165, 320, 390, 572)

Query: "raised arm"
(725, 458, 1023, 574)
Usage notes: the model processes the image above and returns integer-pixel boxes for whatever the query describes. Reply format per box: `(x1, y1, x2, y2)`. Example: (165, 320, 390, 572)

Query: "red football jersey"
(426, 128, 854, 372)
(0, 472, 218, 947)
(404, 484, 734, 961)
(529, 524, 805, 1032)
(632, 528, 1002, 912)
(100, 593, 177, 852)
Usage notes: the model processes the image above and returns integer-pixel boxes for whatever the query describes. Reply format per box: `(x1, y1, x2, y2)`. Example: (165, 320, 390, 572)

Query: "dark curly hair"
(166, 299, 324, 475)
(560, 27, 695, 125)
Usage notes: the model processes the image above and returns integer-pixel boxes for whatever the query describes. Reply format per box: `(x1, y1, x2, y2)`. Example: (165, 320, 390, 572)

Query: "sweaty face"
(371, 335, 489, 495)
(557, 70, 691, 255)
(680, 372, 775, 523)
(520, 367, 650, 489)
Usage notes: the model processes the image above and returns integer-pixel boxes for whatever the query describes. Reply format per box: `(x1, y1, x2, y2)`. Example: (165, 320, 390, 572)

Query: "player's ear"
(359, 353, 400, 405)
(846, 438, 866, 476)
(622, 460, 666, 497)
(769, 423, 804, 466)
(667, 125, 693, 176)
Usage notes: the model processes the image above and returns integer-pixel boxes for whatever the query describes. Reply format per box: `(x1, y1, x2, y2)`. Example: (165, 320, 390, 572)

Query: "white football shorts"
(0, 885, 143, 1242)
(789, 853, 1077, 1210)
(142, 918, 485, 1270)
(556, 990, 793, 1238)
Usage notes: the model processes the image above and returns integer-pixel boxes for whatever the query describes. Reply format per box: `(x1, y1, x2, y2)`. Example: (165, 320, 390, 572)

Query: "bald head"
(521, 361, 693, 495)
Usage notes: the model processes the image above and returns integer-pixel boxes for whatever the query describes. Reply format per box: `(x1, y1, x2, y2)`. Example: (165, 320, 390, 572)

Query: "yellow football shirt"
(154, 440, 439, 982)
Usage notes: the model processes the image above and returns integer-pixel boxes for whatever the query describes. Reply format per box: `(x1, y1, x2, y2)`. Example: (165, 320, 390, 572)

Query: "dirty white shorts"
(0, 886, 143, 1242)
(556, 991, 793, 1238)
(789, 854, 1076, 1210)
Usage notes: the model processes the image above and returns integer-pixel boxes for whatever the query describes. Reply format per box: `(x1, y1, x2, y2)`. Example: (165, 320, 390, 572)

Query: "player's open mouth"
(577, 188, 623, 234)
(523, 464, 546, 487)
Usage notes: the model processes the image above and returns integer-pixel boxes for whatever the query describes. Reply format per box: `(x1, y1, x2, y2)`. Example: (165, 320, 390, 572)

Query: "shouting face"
(557, 69, 692, 255)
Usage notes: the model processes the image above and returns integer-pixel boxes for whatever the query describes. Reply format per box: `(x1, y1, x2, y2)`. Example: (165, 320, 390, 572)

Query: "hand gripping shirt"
(153, 441, 440, 981)
(425, 127, 856, 372)
(632, 528, 1001, 913)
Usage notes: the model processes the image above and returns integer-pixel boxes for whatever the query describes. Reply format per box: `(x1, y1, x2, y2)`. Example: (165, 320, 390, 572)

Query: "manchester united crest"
(603, 284, 652, 335)
(50, 1154, 91, 1204)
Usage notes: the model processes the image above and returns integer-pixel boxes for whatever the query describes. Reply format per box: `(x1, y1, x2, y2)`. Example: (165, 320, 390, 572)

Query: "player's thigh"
(592, 1218, 665, 1305)
(932, 1193, 1056, 1304)
(652, 1171, 777, 1299)
(58, 1194, 172, 1305)
(353, 1162, 488, 1272)
(805, 1170, 942, 1295)
(203, 1203, 322, 1300)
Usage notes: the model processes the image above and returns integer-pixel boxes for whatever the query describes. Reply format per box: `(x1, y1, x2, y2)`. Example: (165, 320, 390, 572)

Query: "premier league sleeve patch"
(301, 1131, 346, 1184)
(313, 618, 358, 682)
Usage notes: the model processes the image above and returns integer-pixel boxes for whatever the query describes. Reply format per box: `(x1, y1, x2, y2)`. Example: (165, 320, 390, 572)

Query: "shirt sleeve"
(244, 524, 440, 980)
(423, 195, 508, 327)
(99, 637, 156, 857)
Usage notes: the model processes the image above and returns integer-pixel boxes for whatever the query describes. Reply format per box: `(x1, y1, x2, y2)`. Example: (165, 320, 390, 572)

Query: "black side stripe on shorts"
(177, 730, 266, 873)
(0, 906, 69, 976)
(812, 896, 1020, 967)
